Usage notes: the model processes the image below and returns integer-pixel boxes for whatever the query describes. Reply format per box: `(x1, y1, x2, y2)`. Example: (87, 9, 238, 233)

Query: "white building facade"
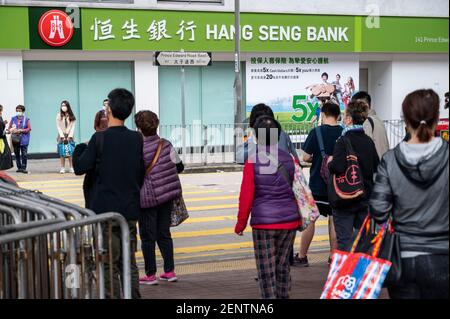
(0, 0, 448, 154)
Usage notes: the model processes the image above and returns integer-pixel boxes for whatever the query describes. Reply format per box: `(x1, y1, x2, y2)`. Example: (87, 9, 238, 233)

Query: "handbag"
(315, 126, 331, 184)
(292, 157, 320, 230)
(11, 133, 21, 145)
(265, 152, 320, 231)
(58, 141, 75, 158)
(145, 139, 189, 227)
(350, 217, 402, 288)
(321, 215, 392, 299)
(378, 219, 402, 287)
(0, 137, 13, 171)
(170, 196, 189, 227)
(328, 136, 365, 208)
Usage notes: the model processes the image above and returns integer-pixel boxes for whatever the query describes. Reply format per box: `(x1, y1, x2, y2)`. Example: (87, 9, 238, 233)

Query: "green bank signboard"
(0, 6, 448, 52)
(81, 9, 356, 52)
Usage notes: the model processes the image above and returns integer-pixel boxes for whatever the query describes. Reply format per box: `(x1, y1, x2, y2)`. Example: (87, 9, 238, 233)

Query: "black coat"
(0, 117, 13, 171)
(328, 130, 380, 212)
(73, 126, 145, 220)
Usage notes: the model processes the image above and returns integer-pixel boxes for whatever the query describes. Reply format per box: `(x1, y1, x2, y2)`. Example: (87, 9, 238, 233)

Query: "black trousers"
(388, 254, 449, 299)
(13, 143, 28, 170)
(103, 220, 140, 299)
(332, 208, 368, 251)
(139, 201, 175, 276)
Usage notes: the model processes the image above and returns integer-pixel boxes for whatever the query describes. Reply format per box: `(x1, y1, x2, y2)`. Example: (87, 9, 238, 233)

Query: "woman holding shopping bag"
(135, 110, 185, 286)
(56, 100, 76, 174)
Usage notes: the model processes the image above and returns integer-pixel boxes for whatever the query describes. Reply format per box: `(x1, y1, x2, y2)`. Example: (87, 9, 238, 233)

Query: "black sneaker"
(16, 168, 23, 173)
(21, 169, 29, 174)
(294, 254, 309, 267)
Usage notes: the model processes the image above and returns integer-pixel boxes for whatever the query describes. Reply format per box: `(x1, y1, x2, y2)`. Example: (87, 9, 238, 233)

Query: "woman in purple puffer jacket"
(135, 111, 184, 286)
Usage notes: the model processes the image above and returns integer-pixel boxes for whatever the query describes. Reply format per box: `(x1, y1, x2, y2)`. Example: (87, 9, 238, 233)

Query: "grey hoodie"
(370, 138, 449, 254)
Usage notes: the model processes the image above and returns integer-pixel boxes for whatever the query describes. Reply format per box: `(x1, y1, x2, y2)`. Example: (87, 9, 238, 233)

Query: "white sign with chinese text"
(155, 51, 212, 67)
(246, 53, 359, 123)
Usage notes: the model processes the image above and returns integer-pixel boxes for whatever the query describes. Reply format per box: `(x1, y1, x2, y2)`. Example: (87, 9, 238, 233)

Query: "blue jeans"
(388, 254, 449, 299)
(13, 143, 28, 170)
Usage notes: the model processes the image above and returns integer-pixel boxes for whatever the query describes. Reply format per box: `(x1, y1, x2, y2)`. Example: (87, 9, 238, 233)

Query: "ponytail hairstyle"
(402, 89, 440, 143)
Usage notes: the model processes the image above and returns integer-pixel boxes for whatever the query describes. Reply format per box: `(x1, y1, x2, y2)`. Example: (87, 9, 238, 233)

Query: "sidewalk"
(7, 158, 245, 175)
(140, 252, 389, 299)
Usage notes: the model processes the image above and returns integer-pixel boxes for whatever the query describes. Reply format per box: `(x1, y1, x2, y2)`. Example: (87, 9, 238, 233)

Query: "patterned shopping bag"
(292, 159, 320, 231)
(170, 195, 189, 227)
(58, 141, 75, 158)
(320, 216, 392, 299)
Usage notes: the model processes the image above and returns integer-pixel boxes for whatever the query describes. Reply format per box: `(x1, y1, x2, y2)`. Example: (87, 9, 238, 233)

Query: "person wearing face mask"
(8, 105, 31, 174)
(327, 100, 379, 251)
(94, 99, 110, 132)
(56, 100, 77, 174)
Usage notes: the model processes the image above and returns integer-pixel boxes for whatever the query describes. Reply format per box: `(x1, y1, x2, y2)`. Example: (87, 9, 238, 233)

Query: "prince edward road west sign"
(155, 51, 212, 67)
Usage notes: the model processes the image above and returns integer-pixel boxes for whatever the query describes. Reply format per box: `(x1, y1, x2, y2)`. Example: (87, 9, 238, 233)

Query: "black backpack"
(327, 136, 365, 208)
(82, 132, 104, 209)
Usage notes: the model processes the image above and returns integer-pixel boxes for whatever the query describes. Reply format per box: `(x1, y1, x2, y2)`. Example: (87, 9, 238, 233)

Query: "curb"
(183, 165, 243, 174)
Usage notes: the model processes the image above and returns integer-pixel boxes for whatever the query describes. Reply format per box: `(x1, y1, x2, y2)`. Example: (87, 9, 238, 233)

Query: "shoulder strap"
(368, 117, 375, 133)
(145, 139, 165, 177)
(94, 131, 104, 178)
(315, 127, 326, 158)
(265, 152, 293, 187)
(21, 117, 27, 130)
(96, 132, 104, 163)
(342, 136, 356, 156)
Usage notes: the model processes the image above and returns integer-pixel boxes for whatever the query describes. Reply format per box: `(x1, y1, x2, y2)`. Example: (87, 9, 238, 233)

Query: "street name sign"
(155, 51, 212, 66)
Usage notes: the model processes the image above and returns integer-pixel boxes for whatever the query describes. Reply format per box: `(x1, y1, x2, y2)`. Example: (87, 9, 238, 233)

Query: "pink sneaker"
(160, 271, 178, 282)
(139, 274, 158, 285)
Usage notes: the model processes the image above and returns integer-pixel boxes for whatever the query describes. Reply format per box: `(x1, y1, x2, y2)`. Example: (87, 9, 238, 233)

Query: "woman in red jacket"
(235, 116, 301, 299)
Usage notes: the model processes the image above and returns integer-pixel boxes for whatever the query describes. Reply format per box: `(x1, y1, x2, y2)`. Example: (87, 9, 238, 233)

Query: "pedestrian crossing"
(17, 175, 330, 265)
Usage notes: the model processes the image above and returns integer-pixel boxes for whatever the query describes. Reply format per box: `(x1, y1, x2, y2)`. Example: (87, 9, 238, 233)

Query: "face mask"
(61, 106, 68, 113)
(16, 112, 23, 117)
(102, 106, 108, 111)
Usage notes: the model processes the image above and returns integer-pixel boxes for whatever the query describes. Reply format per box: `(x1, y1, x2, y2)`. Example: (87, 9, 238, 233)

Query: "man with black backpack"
(352, 91, 389, 160)
(73, 88, 144, 299)
(294, 102, 343, 267)
(327, 100, 379, 251)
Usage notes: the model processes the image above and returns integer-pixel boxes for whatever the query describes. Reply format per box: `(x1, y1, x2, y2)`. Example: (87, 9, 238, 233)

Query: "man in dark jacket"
(328, 100, 379, 250)
(73, 88, 144, 299)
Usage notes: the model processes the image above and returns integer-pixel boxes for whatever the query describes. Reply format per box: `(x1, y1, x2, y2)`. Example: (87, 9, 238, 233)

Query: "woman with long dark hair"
(370, 89, 449, 299)
(56, 100, 76, 174)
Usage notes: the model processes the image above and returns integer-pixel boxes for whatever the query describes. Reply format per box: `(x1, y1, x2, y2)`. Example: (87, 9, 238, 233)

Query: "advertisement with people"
(246, 54, 359, 123)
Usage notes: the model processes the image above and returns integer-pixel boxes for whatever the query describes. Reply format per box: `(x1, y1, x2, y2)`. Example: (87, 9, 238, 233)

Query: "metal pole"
(234, 0, 243, 161)
(181, 50, 187, 164)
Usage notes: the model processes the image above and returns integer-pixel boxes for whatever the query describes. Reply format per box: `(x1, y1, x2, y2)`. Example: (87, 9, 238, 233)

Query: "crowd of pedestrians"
(235, 89, 448, 300)
(0, 87, 448, 300)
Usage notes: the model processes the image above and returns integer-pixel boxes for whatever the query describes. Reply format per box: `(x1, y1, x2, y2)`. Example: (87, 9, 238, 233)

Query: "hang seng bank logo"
(38, 10, 74, 47)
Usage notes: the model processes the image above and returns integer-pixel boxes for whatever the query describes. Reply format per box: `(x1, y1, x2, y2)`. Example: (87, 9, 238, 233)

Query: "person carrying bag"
(135, 110, 185, 286)
(0, 105, 13, 171)
(321, 215, 393, 299)
(56, 101, 76, 174)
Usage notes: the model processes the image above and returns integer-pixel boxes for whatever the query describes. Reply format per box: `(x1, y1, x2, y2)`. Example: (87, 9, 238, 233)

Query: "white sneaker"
(69, 168, 75, 174)
(59, 168, 65, 174)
